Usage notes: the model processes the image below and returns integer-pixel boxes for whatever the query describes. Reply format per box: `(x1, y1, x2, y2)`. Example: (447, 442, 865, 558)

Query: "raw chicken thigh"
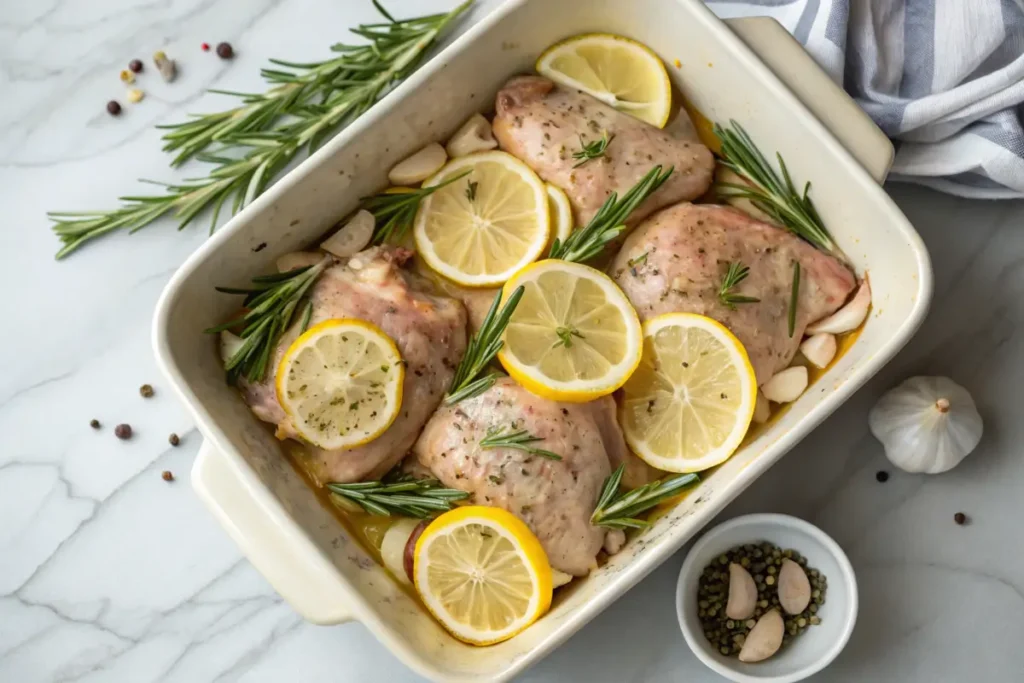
(611, 204, 856, 384)
(493, 75, 715, 225)
(240, 247, 467, 484)
(413, 377, 642, 576)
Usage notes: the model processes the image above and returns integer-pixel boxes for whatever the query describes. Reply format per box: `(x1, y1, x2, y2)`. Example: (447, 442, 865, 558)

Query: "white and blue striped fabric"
(707, 0, 1024, 198)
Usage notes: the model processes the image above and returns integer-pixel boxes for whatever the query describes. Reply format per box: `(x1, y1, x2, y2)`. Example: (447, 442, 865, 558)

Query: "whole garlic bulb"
(868, 376, 982, 474)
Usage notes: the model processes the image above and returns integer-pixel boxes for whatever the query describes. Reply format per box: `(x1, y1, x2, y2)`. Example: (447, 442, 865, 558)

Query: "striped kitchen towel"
(707, 0, 1024, 199)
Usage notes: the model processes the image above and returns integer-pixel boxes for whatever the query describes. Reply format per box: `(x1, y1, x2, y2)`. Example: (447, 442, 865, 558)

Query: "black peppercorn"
(106, 100, 122, 116)
(169, 433, 180, 447)
(139, 384, 154, 398)
(114, 424, 132, 440)
(90, 419, 101, 429)
(128, 58, 143, 73)
(954, 512, 967, 525)
(875, 470, 889, 483)
(216, 42, 234, 59)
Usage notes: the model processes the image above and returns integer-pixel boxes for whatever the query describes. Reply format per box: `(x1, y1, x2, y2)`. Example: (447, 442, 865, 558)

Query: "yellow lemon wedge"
(414, 506, 553, 645)
(536, 33, 672, 128)
(413, 151, 550, 287)
(619, 313, 756, 473)
(498, 259, 642, 402)
(546, 183, 573, 250)
(275, 319, 404, 450)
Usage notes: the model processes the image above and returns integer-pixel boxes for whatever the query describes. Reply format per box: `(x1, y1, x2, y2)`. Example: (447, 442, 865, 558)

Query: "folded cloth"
(707, 0, 1024, 198)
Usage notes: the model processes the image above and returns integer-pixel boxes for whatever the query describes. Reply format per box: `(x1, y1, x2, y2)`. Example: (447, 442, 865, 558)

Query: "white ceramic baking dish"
(153, 1, 932, 680)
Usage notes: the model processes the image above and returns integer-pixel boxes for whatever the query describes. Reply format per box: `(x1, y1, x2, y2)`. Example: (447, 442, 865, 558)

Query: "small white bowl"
(676, 514, 857, 683)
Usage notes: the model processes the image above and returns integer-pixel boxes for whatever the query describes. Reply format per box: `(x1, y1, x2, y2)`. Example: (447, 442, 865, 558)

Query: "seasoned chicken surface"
(493, 75, 715, 225)
(413, 378, 644, 575)
(611, 204, 856, 384)
(241, 247, 467, 484)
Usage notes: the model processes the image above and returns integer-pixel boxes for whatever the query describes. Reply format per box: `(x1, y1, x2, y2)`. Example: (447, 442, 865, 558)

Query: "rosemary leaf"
(49, 1, 473, 259)
(205, 257, 331, 383)
(549, 165, 673, 263)
(718, 261, 760, 310)
(480, 426, 562, 461)
(788, 261, 800, 338)
(591, 465, 700, 530)
(572, 132, 614, 168)
(445, 286, 524, 404)
(327, 477, 469, 518)
(714, 120, 840, 258)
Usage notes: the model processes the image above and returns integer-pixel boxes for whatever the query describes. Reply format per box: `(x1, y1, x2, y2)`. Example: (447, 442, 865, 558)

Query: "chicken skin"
(413, 377, 642, 576)
(240, 247, 467, 484)
(611, 204, 856, 384)
(493, 75, 715, 226)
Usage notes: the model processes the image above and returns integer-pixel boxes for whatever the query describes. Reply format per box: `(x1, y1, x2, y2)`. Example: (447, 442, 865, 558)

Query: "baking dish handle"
(192, 439, 355, 625)
(724, 16, 894, 185)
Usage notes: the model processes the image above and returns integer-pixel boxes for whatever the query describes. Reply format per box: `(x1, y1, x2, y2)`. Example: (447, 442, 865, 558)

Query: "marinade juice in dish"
(206, 33, 870, 645)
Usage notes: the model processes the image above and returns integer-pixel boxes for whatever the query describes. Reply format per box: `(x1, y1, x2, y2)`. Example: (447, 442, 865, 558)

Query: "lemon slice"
(619, 313, 756, 473)
(546, 183, 573, 248)
(536, 33, 672, 128)
(498, 260, 642, 402)
(275, 319, 404, 450)
(414, 506, 552, 645)
(414, 151, 550, 287)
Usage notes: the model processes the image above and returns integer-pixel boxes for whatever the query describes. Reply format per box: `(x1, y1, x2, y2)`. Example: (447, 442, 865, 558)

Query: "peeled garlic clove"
(388, 142, 447, 185)
(219, 331, 244, 364)
(807, 279, 871, 335)
(276, 251, 324, 273)
(603, 529, 626, 555)
(761, 366, 808, 404)
(321, 209, 374, 258)
(752, 391, 771, 424)
(738, 610, 785, 663)
(778, 558, 812, 615)
(800, 333, 837, 369)
(446, 113, 497, 157)
(725, 562, 758, 620)
(380, 519, 422, 585)
(552, 569, 574, 588)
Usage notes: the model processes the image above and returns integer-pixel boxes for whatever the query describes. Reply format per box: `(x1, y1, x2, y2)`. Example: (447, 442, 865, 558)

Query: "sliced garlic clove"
(778, 558, 812, 615)
(388, 142, 447, 186)
(752, 391, 771, 424)
(800, 333, 837, 369)
(552, 569, 574, 588)
(738, 610, 785, 662)
(807, 279, 871, 335)
(219, 331, 244, 364)
(446, 113, 497, 157)
(603, 529, 626, 555)
(725, 562, 758, 620)
(276, 251, 325, 273)
(380, 519, 422, 585)
(321, 209, 374, 258)
(761, 366, 808, 404)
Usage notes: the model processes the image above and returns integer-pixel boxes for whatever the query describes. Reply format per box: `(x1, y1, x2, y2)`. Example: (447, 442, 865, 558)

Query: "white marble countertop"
(3, 1, 1023, 681)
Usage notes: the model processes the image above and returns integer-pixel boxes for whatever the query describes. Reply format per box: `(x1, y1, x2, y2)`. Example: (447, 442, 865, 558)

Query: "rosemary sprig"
(714, 120, 840, 258)
(717, 261, 760, 310)
(549, 165, 673, 263)
(49, 1, 473, 259)
(444, 286, 525, 405)
(480, 426, 562, 461)
(364, 170, 470, 244)
(328, 477, 469, 518)
(554, 325, 584, 348)
(204, 257, 330, 383)
(572, 132, 614, 168)
(591, 465, 700, 530)
(788, 261, 801, 337)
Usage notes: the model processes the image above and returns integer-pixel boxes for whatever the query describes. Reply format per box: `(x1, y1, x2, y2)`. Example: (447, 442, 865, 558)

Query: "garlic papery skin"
(868, 376, 983, 474)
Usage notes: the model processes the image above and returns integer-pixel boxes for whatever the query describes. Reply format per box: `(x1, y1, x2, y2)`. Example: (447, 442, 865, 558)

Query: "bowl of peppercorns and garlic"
(676, 514, 857, 683)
